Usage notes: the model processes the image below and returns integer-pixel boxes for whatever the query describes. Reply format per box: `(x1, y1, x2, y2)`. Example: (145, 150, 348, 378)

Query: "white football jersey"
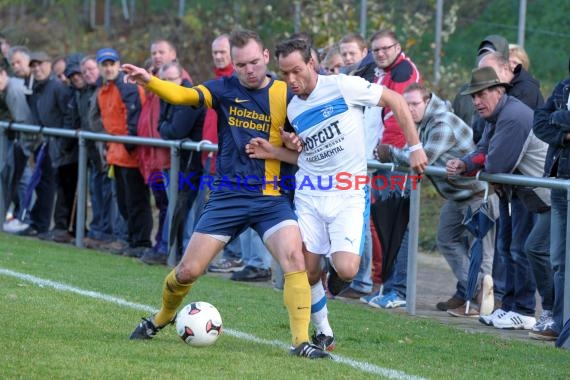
(288, 74, 383, 195)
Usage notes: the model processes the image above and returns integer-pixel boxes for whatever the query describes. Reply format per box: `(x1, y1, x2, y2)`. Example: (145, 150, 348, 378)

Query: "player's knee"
(335, 263, 359, 282)
(176, 263, 203, 283)
(278, 249, 305, 272)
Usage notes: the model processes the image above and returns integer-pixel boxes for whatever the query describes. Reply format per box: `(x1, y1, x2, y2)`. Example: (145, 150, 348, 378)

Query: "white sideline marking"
(1, 268, 425, 380)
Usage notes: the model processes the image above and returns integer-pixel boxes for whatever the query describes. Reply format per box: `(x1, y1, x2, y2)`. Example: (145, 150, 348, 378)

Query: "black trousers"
(53, 162, 78, 232)
(114, 165, 153, 248)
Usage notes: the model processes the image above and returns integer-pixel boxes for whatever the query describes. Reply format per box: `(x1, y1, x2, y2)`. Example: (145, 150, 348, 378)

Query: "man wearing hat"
(94, 47, 153, 258)
(446, 66, 549, 331)
(452, 34, 510, 143)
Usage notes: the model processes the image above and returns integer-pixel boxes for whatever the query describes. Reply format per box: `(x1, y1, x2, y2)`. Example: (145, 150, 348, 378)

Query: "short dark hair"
(339, 33, 367, 50)
(274, 38, 312, 63)
(369, 29, 399, 45)
(150, 39, 176, 53)
(290, 31, 313, 46)
(229, 29, 264, 51)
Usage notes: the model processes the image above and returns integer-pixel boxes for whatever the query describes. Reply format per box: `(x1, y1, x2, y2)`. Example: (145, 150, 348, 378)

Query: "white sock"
(310, 282, 333, 336)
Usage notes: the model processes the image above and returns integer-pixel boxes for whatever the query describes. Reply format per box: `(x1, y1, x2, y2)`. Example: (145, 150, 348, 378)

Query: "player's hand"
(121, 63, 152, 86)
(279, 128, 302, 152)
(409, 148, 428, 174)
(246, 137, 276, 159)
(446, 158, 466, 176)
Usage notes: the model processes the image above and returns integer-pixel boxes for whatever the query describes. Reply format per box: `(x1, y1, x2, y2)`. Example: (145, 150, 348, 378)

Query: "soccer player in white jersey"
(246, 38, 427, 350)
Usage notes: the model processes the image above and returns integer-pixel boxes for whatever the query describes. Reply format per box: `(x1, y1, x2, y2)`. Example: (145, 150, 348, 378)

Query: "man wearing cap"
(25, 51, 74, 241)
(446, 66, 549, 331)
(452, 35, 510, 143)
(94, 47, 153, 258)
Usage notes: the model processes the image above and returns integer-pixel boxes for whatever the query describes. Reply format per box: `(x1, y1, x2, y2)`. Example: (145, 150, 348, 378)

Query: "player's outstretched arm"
(378, 88, 428, 174)
(246, 137, 299, 165)
(122, 63, 202, 106)
(122, 63, 152, 86)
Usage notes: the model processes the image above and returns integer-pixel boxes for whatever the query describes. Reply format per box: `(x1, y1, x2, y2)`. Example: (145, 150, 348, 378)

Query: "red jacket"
(136, 67, 194, 181)
(378, 52, 422, 148)
(136, 92, 170, 181)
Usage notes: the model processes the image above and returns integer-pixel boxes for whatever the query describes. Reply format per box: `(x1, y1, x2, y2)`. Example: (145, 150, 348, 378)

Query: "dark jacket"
(65, 83, 105, 170)
(350, 52, 376, 83)
(533, 76, 570, 179)
(510, 64, 544, 109)
(26, 74, 74, 167)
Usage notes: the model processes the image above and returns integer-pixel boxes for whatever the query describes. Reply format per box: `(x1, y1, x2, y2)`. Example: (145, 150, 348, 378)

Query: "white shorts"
(295, 191, 368, 256)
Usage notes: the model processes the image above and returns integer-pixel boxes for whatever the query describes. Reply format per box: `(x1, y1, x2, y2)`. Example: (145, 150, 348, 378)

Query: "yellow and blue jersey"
(195, 75, 293, 196)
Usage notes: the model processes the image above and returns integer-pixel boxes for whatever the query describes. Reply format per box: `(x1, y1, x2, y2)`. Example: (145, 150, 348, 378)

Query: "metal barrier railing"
(1, 121, 569, 324)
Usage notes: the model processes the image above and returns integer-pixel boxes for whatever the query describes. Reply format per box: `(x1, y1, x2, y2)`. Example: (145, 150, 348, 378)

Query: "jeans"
(152, 187, 169, 254)
(524, 210, 554, 311)
(550, 189, 567, 333)
(350, 186, 373, 293)
(88, 164, 114, 241)
(501, 196, 537, 316)
(437, 195, 497, 301)
(17, 165, 33, 222)
(383, 227, 409, 298)
(241, 228, 271, 269)
(493, 196, 510, 300)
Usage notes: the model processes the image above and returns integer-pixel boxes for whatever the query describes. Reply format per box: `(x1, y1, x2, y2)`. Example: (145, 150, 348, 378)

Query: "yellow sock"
(283, 270, 311, 346)
(153, 269, 193, 326)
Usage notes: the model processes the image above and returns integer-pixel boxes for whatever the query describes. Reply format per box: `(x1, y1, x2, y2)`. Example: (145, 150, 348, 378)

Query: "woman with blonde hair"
(509, 43, 530, 72)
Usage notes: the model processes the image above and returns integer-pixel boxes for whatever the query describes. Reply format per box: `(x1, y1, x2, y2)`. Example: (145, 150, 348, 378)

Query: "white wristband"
(409, 143, 423, 152)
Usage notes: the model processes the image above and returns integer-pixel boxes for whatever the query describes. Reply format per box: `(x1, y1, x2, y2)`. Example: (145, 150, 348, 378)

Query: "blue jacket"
(533, 76, 570, 179)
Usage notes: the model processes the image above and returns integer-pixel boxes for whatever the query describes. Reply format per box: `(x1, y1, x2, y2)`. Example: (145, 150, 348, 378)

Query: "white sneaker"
(479, 308, 506, 326)
(493, 311, 536, 330)
(3, 219, 30, 233)
(479, 275, 494, 316)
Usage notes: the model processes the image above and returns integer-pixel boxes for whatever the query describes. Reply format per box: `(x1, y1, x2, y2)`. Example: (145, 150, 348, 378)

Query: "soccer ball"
(175, 301, 223, 347)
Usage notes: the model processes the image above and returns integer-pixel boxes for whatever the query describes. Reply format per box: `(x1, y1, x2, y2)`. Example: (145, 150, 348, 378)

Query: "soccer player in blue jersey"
(122, 30, 329, 359)
(246, 38, 427, 351)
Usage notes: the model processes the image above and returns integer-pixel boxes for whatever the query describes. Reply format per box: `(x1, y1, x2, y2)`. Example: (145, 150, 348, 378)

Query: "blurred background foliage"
(1, 0, 568, 98)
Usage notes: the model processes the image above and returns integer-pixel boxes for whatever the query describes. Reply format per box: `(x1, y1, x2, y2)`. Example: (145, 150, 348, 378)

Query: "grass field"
(1, 233, 568, 379)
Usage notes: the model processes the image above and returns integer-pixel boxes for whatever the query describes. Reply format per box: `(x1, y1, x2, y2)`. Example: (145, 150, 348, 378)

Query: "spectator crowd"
(0, 27, 568, 348)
